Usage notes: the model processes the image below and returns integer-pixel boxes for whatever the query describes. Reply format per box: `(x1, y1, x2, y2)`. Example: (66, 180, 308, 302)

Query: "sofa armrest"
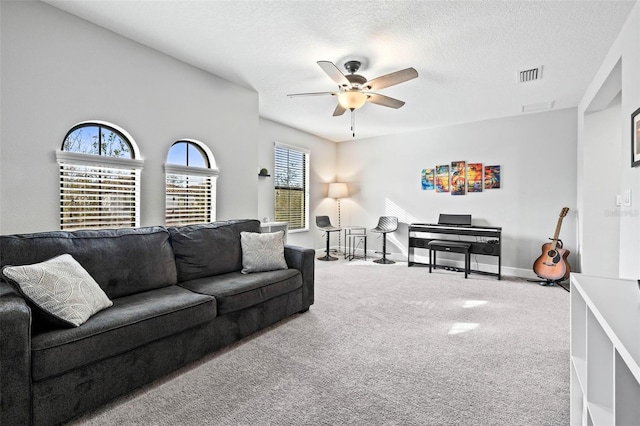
(0, 280, 32, 425)
(284, 245, 315, 310)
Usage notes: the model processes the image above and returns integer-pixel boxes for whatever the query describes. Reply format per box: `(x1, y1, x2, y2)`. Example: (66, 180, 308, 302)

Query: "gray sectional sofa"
(0, 219, 314, 426)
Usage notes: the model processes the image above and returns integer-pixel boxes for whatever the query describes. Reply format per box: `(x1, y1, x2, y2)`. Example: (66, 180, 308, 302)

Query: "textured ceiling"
(43, 0, 636, 142)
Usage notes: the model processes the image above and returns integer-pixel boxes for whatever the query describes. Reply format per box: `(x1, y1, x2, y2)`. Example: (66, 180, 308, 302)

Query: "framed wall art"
(467, 163, 483, 193)
(632, 107, 640, 167)
(484, 165, 501, 189)
(420, 161, 500, 195)
(451, 161, 466, 195)
(435, 165, 450, 192)
(421, 168, 434, 190)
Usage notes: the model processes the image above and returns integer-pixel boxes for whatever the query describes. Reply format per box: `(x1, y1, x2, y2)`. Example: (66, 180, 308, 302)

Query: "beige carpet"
(68, 258, 569, 425)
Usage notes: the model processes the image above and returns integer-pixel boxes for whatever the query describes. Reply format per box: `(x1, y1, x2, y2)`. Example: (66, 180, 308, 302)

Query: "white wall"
(337, 109, 578, 277)
(578, 1, 640, 279)
(258, 118, 337, 249)
(0, 1, 259, 234)
(581, 94, 621, 277)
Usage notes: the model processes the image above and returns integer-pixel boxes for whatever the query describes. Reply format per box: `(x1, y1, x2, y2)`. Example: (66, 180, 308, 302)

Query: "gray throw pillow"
(2, 254, 113, 327)
(240, 231, 288, 274)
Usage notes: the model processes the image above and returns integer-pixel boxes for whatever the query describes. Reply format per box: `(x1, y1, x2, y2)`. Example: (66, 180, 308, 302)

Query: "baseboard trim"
(315, 247, 538, 279)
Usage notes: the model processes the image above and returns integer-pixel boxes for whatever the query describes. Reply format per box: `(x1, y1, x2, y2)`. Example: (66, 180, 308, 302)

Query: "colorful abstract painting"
(484, 165, 501, 189)
(435, 165, 449, 193)
(421, 168, 434, 190)
(467, 163, 483, 193)
(451, 161, 466, 195)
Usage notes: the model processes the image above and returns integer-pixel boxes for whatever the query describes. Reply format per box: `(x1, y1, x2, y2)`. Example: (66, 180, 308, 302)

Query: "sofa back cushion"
(169, 219, 261, 282)
(0, 227, 177, 299)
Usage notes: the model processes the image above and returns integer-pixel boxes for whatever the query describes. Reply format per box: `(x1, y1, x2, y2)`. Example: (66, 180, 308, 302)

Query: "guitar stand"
(528, 277, 570, 292)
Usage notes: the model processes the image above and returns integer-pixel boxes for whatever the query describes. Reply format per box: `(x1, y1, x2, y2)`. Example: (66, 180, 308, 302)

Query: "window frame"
(164, 139, 219, 226)
(274, 142, 310, 232)
(57, 121, 143, 231)
(61, 120, 140, 159)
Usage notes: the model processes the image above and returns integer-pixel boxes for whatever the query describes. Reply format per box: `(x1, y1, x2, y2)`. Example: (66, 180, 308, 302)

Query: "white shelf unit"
(570, 274, 640, 425)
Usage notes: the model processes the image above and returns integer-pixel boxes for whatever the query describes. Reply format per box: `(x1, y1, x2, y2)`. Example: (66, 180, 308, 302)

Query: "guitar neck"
(550, 211, 568, 249)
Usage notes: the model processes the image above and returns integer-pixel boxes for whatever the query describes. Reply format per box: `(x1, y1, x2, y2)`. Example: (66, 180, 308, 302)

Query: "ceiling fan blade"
(367, 93, 406, 109)
(287, 91, 336, 97)
(333, 103, 347, 116)
(317, 61, 351, 88)
(365, 67, 418, 91)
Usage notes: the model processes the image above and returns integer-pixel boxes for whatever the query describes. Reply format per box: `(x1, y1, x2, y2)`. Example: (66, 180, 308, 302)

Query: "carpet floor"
(68, 258, 570, 426)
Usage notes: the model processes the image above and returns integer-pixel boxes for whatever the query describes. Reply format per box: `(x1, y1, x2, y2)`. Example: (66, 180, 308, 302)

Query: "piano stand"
(408, 223, 502, 280)
(428, 241, 471, 278)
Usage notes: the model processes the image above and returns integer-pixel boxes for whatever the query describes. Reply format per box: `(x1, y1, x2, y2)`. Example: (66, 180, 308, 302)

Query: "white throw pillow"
(240, 231, 288, 274)
(2, 254, 113, 327)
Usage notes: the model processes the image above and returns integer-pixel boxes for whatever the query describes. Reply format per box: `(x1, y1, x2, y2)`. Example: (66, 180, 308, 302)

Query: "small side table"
(343, 226, 367, 261)
(260, 221, 288, 243)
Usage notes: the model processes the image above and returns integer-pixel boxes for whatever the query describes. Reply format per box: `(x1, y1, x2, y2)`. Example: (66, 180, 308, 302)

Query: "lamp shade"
(337, 90, 367, 110)
(328, 182, 349, 199)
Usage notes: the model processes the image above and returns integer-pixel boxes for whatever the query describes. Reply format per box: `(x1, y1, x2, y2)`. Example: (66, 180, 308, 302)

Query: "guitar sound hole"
(547, 250, 557, 258)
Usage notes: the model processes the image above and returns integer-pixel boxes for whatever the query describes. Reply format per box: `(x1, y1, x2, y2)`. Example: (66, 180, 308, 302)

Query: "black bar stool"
(371, 216, 398, 264)
(316, 216, 341, 261)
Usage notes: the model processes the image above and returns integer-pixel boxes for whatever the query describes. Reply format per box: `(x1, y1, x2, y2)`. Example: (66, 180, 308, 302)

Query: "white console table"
(570, 273, 640, 425)
(259, 221, 288, 243)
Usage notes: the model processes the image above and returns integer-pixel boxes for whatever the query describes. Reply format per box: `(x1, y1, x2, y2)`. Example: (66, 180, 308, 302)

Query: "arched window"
(56, 121, 143, 230)
(165, 140, 219, 225)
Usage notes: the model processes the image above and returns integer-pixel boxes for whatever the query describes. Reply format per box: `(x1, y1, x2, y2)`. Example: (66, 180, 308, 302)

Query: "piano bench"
(427, 240, 471, 278)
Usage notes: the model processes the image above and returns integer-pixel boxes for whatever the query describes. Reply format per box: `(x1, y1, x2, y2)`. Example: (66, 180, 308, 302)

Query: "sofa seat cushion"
(31, 285, 216, 382)
(179, 269, 302, 315)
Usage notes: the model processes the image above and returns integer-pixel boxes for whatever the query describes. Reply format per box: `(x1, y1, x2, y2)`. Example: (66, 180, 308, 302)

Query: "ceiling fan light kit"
(338, 90, 368, 110)
(288, 59, 418, 138)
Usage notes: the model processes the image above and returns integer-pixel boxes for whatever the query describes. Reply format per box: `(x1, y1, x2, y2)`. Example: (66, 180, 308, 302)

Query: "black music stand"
(438, 214, 472, 227)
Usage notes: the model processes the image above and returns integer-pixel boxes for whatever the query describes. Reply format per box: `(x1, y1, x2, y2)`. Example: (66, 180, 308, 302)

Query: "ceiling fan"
(287, 60, 419, 137)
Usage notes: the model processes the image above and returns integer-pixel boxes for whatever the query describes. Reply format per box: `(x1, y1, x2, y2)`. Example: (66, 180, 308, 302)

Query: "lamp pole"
(328, 182, 349, 255)
(337, 197, 343, 252)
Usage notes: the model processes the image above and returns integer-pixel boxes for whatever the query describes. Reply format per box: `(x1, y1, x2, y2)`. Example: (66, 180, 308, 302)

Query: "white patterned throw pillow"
(240, 231, 288, 274)
(2, 254, 113, 327)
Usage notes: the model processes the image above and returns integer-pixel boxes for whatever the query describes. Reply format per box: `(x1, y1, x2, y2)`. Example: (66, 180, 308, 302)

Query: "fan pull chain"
(351, 109, 356, 138)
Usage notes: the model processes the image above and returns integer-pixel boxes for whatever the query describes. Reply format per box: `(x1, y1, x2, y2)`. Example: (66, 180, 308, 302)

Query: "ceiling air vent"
(519, 66, 543, 83)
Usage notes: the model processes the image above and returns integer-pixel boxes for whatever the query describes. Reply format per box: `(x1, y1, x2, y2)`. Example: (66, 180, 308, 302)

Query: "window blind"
(274, 144, 309, 230)
(165, 172, 215, 226)
(164, 163, 218, 226)
(59, 163, 140, 230)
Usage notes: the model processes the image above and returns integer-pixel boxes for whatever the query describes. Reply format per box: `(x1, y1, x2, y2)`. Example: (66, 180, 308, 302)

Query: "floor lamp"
(328, 182, 349, 253)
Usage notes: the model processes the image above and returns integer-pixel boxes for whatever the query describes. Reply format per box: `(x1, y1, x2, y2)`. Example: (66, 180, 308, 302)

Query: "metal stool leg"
(345, 230, 349, 260)
(318, 231, 338, 261)
(465, 251, 469, 278)
(374, 233, 395, 264)
(364, 235, 367, 260)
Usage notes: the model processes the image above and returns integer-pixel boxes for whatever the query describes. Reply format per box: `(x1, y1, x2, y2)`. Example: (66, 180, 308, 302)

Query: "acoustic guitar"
(533, 207, 571, 282)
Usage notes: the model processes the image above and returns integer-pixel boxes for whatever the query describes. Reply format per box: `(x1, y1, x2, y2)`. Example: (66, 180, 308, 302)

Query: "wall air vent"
(521, 101, 555, 113)
(519, 66, 543, 83)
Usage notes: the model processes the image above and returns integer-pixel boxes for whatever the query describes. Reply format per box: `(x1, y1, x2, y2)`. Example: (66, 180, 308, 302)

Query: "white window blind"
(58, 153, 142, 230)
(274, 143, 309, 231)
(165, 164, 218, 226)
